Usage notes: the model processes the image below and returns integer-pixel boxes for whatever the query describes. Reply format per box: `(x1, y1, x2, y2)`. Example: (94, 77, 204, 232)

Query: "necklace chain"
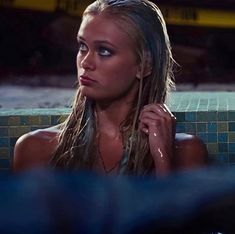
(97, 144, 121, 174)
(97, 133, 123, 174)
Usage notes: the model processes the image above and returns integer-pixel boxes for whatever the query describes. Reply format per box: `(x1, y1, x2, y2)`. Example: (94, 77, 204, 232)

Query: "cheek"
(102, 60, 138, 83)
(76, 55, 82, 74)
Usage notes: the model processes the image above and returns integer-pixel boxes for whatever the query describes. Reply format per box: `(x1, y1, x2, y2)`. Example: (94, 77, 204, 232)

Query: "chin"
(80, 86, 92, 96)
(80, 87, 115, 102)
(80, 89, 98, 101)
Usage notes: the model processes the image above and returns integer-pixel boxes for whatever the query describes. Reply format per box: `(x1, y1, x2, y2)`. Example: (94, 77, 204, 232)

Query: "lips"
(79, 75, 97, 86)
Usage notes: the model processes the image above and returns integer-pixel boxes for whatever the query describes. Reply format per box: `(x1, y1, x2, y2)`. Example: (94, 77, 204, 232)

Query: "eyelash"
(98, 47, 113, 57)
(77, 41, 113, 57)
(78, 42, 88, 53)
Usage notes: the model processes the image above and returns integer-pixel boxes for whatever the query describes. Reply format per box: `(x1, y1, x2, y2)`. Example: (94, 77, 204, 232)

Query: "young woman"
(13, 0, 208, 175)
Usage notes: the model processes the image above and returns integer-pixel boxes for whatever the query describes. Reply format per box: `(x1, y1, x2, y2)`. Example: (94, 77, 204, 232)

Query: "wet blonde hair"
(50, 0, 175, 175)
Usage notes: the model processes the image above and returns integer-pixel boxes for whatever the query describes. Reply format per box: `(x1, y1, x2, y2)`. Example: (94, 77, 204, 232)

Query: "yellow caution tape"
(0, 0, 92, 16)
(161, 5, 235, 28)
(1, 1, 235, 28)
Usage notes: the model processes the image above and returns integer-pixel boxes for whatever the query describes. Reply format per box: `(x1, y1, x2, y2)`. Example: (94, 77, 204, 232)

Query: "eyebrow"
(77, 36, 117, 49)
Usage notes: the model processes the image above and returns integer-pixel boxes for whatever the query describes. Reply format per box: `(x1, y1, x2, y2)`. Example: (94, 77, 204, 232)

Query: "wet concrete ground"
(0, 79, 235, 109)
(0, 85, 75, 109)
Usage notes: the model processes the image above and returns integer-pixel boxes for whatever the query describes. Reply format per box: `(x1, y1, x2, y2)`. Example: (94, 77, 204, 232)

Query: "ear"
(136, 53, 152, 80)
(136, 63, 152, 80)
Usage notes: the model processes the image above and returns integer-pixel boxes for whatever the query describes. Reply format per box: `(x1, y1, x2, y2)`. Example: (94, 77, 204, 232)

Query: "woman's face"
(76, 13, 140, 104)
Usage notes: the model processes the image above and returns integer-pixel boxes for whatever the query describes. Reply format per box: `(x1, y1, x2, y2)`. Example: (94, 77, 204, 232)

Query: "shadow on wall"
(1, 1, 235, 85)
(0, 9, 81, 78)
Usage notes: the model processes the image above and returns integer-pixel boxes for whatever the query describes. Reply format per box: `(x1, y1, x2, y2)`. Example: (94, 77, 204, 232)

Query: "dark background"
(1, 0, 235, 87)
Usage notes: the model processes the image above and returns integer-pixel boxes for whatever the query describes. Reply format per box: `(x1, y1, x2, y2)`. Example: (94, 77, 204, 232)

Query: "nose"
(79, 51, 96, 71)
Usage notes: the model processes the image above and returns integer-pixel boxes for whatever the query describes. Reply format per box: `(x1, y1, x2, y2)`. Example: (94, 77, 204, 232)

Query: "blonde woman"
(14, 0, 207, 175)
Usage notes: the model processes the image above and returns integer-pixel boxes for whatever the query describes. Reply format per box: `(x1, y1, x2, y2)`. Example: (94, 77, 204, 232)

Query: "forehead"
(78, 14, 134, 47)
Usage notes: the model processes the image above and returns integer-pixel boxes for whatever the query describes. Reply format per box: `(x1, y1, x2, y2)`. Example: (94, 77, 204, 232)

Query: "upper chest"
(95, 133, 124, 174)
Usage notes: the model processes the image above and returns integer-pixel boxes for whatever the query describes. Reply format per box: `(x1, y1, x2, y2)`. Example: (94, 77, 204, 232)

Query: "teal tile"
(218, 122, 228, 132)
(0, 148, 9, 158)
(40, 116, 51, 125)
(229, 143, 235, 152)
(197, 123, 207, 132)
(188, 99, 199, 107)
(58, 115, 67, 123)
(228, 111, 235, 121)
(20, 116, 30, 125)
(207, 111, 217, 121)
(29, 116, 40, 125)
(197, 112, 207, 121)
(187, 103, 198, 111)
(0, 127, 8, 137)
(218, 112, 228, 121)
(199, 99, 208, 108)
(208, 122, 217, 132)
(0, 117, 9, 126)
(9, 126, 31, 137)
(10, 147, 14, 159)
(229, 122, 235, 131)
(197, 133, 208, 143)
(51, 115, 62, 125)
(185, 122, 196, 133)
(176, 123, 185, 133)
(207, 143, 218, 154)
(175, 112, 185, 122)
(0, 138, 9, 147)
(229, 133, 235, 142)
(208, 133, 217, 143)
(8, 116, 21, 126)
(219, 143, 228, 153)
(179, 100, 190, 108)
(10, 138, 18, 147)
(218, 133, 228, 142)
(185, 112, 196, 122)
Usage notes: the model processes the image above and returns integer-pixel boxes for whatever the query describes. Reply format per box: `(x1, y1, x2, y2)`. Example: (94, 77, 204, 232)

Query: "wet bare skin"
(13, 125, 208, 174)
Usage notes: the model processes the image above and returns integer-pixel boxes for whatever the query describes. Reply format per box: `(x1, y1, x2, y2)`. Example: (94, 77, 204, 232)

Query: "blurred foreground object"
(2, 167, 235, 233)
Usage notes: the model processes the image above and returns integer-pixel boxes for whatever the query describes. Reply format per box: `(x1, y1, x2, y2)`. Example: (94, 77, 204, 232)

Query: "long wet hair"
(50, 0, 175, 175)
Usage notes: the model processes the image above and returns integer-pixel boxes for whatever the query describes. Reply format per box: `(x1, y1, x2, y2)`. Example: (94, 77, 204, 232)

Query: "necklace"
(98, 148, 121, 174)
(97, 134, 123, 174)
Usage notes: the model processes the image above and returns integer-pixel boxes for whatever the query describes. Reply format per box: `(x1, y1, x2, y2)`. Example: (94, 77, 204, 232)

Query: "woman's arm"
(139, 104, 208, 176)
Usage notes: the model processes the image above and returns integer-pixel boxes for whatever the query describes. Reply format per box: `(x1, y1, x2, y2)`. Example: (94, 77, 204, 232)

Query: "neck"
(95, 98, 134, 139)
(94, 80, 139, 138)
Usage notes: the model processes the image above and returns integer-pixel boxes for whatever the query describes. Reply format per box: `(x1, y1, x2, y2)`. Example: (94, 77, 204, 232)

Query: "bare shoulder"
(174, 133, 208, 170)
(13, 125, 61, 172)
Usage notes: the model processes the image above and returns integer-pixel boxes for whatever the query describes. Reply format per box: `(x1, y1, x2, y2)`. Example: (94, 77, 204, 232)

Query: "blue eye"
(78, 42, 88, 53)
(99, 47, 113, 57)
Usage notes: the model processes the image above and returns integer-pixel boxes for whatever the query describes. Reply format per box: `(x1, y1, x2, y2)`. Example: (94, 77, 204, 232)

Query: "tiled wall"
(170, 92, 235, 164)
(174, 111, 235, 164)
(0, 109, 70, 170)
(1, 91, 235, 170)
